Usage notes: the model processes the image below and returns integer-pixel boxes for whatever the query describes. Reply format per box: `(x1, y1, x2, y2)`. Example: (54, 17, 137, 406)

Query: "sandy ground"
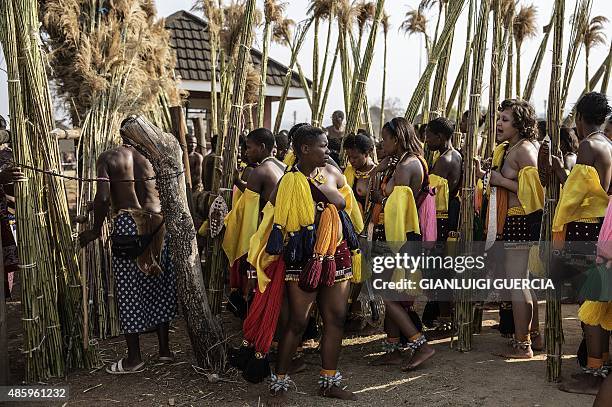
(4, 298, 597, 407)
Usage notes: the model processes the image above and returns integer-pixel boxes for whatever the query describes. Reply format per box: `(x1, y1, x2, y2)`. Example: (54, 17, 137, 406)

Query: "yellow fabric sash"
(344, 164, 356, 188)
(283, 149, 296, 168)
(492, 142, 508, 168)
(222, 188, 260, 265)
(384, 186, 420, 241)
(273, 172, 315, 233)
(339, 183, 364, 234)
(517, 166, 544, 215)
(552, 164, 609, 233)
(248, 203, 279, 292)
(578, 301, 612, 330)
(429, 174, 449, 213)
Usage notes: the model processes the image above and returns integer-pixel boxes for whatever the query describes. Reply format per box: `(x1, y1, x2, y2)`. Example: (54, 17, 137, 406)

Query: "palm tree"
(380, 10, 389, 137)
(513, 4, 537, 99)
(583, 15, 608, 92)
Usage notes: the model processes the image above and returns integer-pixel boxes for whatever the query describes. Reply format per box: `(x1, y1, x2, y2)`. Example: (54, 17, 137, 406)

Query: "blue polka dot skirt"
(112, 212, 177, 334)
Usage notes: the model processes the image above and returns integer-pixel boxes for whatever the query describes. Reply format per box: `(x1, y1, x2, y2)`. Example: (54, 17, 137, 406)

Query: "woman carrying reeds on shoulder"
(477, 99, 544, 359)
(260, 125, 362, 406)
(369, 117, 436, 371)
(343, 131, 376, 331)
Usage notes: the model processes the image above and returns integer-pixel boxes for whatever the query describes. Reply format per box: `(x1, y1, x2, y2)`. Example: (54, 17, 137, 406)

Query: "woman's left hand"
(489, 170, 503, 187)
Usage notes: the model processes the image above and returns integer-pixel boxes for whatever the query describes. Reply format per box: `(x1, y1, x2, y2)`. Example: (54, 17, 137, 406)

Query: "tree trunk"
(121, 116, 226, 371)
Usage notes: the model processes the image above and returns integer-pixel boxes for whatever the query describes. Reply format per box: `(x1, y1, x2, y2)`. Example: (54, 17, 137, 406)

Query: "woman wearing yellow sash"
(548, 92, 612, 396)
(369, 117, 436, 371)
(343, 133, 376, 330)
(423, 117, 463, 334)
(265, 125, 361, 405)
(484, 99, 544, 359)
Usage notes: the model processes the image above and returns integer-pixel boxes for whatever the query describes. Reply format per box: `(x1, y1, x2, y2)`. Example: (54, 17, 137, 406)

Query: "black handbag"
(111, 220, 165, 259)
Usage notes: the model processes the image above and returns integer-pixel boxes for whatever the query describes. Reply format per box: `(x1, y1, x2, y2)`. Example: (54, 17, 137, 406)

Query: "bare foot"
(265, 390, 288, 407)
(402, 344, 435, 371)
(531, 335, 544, 352)
(370, 349, 402, 366)
(558, 374, 603, 395)
(287, 356, 306, 374)
(319, 386, 357, 401)
(494, 345, 533, 359)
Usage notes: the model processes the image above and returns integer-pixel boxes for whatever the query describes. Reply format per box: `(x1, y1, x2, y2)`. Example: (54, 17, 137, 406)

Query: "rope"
(21, 335, 47, 354)
(8, 160, 184, 183)
(18, 263, 37, 269)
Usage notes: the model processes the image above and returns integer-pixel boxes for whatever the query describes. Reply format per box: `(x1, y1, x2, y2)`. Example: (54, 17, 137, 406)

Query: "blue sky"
(1, 0, 611, 129)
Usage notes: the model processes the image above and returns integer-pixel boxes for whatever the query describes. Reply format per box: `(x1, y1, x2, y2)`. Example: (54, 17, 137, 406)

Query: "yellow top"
(248, 203, 279, 292)
(552, 164, 609, 232)
(432, 150, 440, 165)
(492, 142, 508, 168)
(384, 186, 420, 241)
(429, 174, 449, 213)
(344, 164, 356, 188)
(222, 188, 260, 265)
(273, 171, 315, 233)
(339, 183, 364, 233)
(517, 166, 544, 215)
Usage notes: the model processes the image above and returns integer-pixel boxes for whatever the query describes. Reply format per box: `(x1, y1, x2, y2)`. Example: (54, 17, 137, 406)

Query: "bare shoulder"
(516, 141, 538, 168)
(576, 138, 598, 166)
(323, 163, 345, 188)
(395, 157, 422, 185)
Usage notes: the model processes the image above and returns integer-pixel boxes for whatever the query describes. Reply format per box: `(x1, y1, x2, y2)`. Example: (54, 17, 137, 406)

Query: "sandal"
(158, 352, 175, 363)
(106, 358, 145, 375)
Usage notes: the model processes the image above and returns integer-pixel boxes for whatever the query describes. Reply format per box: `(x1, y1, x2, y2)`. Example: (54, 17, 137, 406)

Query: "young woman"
(559, 126, 579, 172)
(477, 99, 544, 358)
(263, 125, 362, 406)
(369, 117, 436, 370)
(343, 132, 376, 330)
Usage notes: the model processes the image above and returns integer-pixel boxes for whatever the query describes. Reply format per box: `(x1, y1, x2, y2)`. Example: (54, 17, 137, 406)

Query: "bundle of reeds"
(485, 0, 503, 159)
(337, 0, 356, 114)
(430, 2, 454, 120)
(209, 0, 258, 314)
(404, 0, 466, 122)
(523, 11, 555, 101)
(379, 11, 390, 137)
(513, 4, 538, 100)
(503, 0, 515, 99)
(582, 15, 608, 92)
(601, 40, 612, 94)
(560, 0, 591, 109)
(454, 0, 490, 353)
(544, 0, 565, 383)
(272, 20, 312, 133)
(345, 0, 386, 136)
(256, 1, 286, 127)
(194, 1, 223, 136)
(446, 0, 475, 123)
(308, 0, 336, 126)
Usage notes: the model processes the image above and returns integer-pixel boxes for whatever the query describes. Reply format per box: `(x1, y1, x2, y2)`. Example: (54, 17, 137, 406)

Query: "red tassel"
(243, 258, 286, 354)
(299, 256, 322, 292)
(321, 256, 336, 287)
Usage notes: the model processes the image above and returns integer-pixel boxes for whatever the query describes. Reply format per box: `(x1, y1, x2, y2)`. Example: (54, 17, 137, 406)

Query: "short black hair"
(0, 115, 6, 129)
(332, 110, 345, 119)
(292, 125, 326, 158)
(463, 110, 486, 127)
(575, 92, 611, 126)
(560, 126, 579, 154)
(344, 132, 374, 155)
(246, 128, 275, 151)
(537, 120, 547, 138)
(275, 132, 290, 151)
(427, 117, 455, 140)
(288, 122, 309, 143)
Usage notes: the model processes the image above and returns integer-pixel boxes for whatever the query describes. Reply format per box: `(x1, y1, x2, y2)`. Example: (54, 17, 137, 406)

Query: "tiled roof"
(165, 10, 309, 89)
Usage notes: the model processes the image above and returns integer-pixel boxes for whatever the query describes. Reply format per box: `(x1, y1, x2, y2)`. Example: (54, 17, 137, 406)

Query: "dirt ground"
(5, 297, 598, 407)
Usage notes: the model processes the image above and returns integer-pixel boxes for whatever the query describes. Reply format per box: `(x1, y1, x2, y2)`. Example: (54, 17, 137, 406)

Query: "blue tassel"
(266, 224, 284, 255)
(339, 211, 359, 250)
(284, 231, 302, 263)
(302, 225, 316, 260)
